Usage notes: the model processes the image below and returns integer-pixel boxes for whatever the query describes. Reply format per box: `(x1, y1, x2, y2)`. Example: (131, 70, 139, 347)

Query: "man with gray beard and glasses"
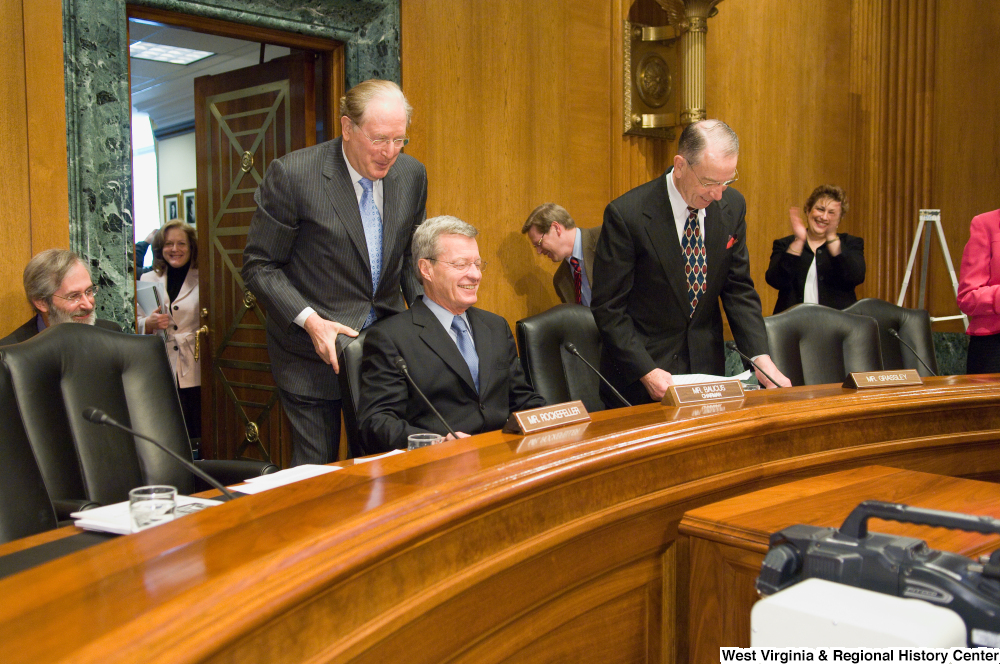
(0, 249, 121, 346)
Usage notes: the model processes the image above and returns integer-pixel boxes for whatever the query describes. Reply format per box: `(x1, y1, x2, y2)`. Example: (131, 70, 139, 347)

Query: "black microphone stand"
(83, 407, 237, 501)
(564, 342, 632, 408)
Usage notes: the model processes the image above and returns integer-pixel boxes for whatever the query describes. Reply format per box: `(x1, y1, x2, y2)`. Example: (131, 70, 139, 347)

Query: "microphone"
(393, 357, 459, 439)
(563, 342, 632, 408)
(727, 343, 781, 389)
(887, 328, 938, 376)
(83, 407, 237, 501)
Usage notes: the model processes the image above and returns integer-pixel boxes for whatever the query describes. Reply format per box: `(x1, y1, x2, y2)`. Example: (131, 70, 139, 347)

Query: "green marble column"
(63, 0, 402, 329)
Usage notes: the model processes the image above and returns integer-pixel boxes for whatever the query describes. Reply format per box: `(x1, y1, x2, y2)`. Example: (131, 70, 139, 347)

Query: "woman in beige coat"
(137, 220, 202, 441)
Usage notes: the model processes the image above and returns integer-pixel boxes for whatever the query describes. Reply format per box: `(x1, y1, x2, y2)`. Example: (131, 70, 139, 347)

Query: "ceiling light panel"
(130, 42, 214, 65)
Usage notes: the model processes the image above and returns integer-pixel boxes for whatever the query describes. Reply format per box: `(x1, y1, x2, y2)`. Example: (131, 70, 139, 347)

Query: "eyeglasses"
(354, 123, 409, 149)
(429, 258, 487, 273)
(689, 162, 739, 189)
(531, 229, 549, 249)
(52, 285, 99, 305)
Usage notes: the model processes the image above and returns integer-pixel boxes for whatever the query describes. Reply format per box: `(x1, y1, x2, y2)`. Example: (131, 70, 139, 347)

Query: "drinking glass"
(129, 485, 177, 532)
(407, 433, 444, 451)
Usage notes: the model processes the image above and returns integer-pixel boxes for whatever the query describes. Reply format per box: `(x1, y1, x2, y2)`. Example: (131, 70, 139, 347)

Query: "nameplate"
(844, 369, 922, 389)
(669, 399, 745, 420)
(516, 422, 592, 452)
(504, 400, 590, 434)
(662, 380, 745, 407)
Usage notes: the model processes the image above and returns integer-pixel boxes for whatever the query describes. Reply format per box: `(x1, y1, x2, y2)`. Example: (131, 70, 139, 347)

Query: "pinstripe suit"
(243, 137, 427, 463)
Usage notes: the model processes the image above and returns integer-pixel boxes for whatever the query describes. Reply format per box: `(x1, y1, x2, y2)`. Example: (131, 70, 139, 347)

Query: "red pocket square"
(726, 235, 738, 249)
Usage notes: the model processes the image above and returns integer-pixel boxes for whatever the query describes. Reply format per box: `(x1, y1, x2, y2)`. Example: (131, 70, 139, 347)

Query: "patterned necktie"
(359, 178, 383, 327)
(682, 206, 707, 317)
(569, 257, 583, 305)
(451, 315, 480, 392)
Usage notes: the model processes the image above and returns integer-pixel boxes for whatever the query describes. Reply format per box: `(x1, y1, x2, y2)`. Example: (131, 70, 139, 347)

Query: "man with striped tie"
(243, 79, 427, 465)
(521, 203, 601, 306)
(591, 120, 790, 408)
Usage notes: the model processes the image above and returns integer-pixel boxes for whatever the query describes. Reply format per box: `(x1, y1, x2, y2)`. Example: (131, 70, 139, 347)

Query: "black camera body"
(756, 500, 1000, 647)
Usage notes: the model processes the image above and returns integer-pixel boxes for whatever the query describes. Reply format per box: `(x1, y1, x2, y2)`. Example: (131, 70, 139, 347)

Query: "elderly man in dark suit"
(0, 249, 121, 346)
(242, 79, 428, 465)
(521, 203, 601, 306)
(358, 216, 545, 453)
(592, 120, 790, 407)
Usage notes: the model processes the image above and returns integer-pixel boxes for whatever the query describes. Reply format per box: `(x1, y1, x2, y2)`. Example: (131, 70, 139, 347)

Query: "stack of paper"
(71, 495, 223, 535)
(234, 464, 341, 495)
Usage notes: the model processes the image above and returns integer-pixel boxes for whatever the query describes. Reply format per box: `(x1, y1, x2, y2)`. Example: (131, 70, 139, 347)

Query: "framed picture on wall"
(163, 194, 180, 223)
(181, 189, 196, 227)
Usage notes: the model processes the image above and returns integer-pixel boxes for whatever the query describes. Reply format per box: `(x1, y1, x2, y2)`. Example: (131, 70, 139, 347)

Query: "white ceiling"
(129, 19, 290, 131)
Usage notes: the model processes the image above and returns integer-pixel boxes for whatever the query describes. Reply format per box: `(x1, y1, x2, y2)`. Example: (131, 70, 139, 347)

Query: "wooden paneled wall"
(930, 1, 1000, 331)
(4, 0, 998, 339)
(0, 0, 69, 337)
(402, 0, 860, 327)
(403, 0, 1000, 333)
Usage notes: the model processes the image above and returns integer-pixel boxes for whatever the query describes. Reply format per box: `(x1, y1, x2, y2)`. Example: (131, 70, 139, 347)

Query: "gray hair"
(340, 79, 413, 129)
(23, 249, 86, 314)
(677, 119, 739, 166)
(521, 202, 577, 235)
(412, 216, 479, 282)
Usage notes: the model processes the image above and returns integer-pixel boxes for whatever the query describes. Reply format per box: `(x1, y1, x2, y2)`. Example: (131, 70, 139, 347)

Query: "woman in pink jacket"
(137, 220, 202, 440)
(957, 209, 1000, 374)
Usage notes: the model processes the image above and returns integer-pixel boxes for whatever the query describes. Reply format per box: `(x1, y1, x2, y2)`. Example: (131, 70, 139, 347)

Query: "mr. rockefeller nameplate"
(662, 380, 745, 407)
(504, 401, 591, 434)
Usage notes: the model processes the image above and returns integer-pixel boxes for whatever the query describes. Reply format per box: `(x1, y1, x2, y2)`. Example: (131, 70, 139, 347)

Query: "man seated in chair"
(358, 215, 545, 453)
(0, 249, 121, 346)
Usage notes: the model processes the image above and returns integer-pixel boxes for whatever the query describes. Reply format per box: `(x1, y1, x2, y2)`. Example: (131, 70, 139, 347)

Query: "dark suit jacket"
(591, 168, 770, 405)
(553, 225, 601, 305)
(765, 233, 866, 314)
(242, 138, 428, 400)
(358, 297, 545, 453)
(0, 317, 122, 346)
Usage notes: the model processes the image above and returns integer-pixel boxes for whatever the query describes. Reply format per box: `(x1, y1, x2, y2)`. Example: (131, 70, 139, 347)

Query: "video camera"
(756, 500, 1000, 647)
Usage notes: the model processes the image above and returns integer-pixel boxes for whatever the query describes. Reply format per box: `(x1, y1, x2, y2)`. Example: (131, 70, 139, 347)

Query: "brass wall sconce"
(624, 0, 724, 139)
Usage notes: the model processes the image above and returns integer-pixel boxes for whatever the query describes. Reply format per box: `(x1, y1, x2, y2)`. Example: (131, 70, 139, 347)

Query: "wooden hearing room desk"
(0, 376, 998, 664)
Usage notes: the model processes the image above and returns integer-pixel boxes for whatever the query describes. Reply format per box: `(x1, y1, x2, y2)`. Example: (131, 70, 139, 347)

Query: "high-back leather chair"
(763, 304, 883, 386)
(1, 324, 275, 507)
(844, 298, 938, 376)
(0, 362, 57, 544)
(338, 328, 370, 459)
(515, 304, 603, 412)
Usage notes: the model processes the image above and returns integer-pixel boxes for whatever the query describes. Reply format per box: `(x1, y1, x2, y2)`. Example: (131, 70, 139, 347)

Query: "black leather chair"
(844, 298, 939, 377)
(0, 324, 276, 507)
(515, 304, 603, 412)
(337, 328, 370, 459)
(0, 362, 58, 544)
(763, 303, 883, 386)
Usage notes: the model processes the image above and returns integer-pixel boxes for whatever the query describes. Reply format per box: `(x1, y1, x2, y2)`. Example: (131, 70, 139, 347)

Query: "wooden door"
(194, 53, 316, 467)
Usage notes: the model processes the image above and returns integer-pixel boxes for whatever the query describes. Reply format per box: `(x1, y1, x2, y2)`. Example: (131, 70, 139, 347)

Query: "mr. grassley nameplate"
(843, 369, 922, 389)
(503, 400, 591, 434)
(662, 380, 745, 407)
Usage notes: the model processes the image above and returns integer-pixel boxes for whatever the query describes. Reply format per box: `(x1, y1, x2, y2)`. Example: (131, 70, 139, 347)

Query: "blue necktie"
(451, 315, 479, 392)
(359, 178, 383, 328)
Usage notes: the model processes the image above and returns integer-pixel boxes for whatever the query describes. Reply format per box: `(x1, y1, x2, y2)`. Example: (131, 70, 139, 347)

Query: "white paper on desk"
(233, 464, 341, 494)
(353, 449, 405, 464)
(671, 370, 752, 385)
(71, 495, 223, 535)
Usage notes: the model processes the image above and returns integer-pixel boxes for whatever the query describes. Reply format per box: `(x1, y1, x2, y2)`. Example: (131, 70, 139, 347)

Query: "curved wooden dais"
(0, 376, 998, 664)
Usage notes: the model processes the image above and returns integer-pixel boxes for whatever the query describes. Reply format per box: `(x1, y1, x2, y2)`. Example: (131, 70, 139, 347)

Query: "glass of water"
(407, 433, 444, 451)
(129, 485, 177, 533)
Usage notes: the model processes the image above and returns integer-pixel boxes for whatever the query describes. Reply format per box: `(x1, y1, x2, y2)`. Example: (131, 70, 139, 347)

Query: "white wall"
(156, 131, 197, 228)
